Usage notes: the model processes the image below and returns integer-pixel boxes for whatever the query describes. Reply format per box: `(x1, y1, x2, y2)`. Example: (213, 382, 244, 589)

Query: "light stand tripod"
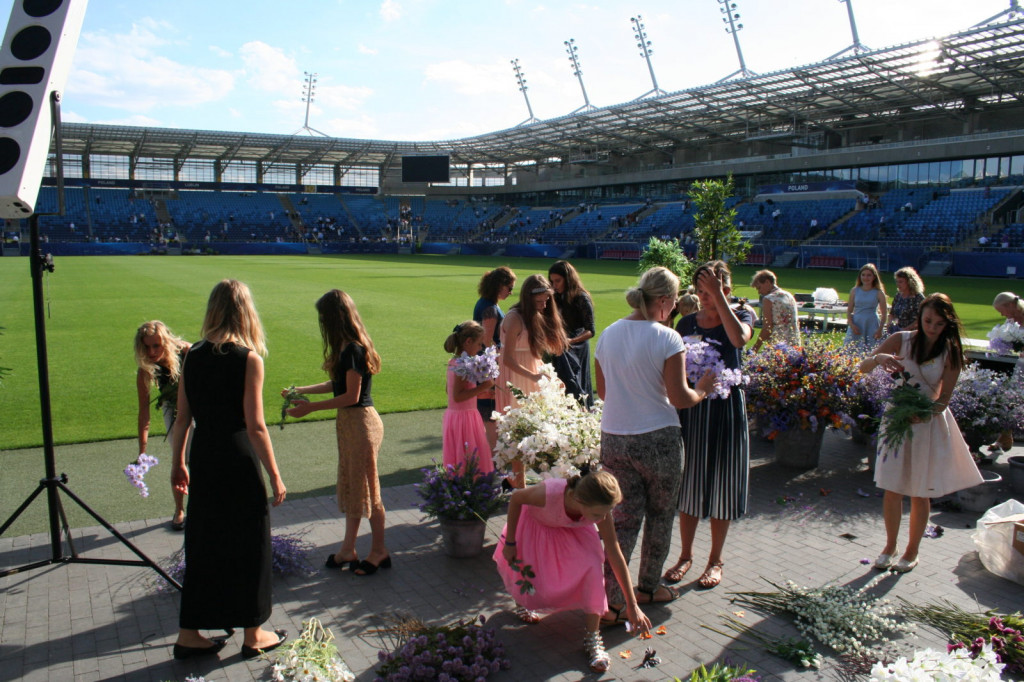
(0, 94, 180, 590)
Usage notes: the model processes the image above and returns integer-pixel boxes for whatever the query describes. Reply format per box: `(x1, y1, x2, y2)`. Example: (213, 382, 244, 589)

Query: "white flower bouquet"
(869, 643, 1004, 681)
(986, 320, 1024, 356)
(271, 618, 354, 682)
(493, 364, 601, 478)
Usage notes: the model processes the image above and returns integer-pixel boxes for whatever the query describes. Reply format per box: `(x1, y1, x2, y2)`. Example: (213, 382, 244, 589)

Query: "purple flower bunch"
(124, 453, 159, 497)
(948, 616, 1024, 675)
(451, 346, 499, 384)
(375, 616, 511, 682)
(682, 338, 747, 400)
(948, 364, 1018, 445)
(987, 320, 1024, 355)
(416, 456, 505, 522)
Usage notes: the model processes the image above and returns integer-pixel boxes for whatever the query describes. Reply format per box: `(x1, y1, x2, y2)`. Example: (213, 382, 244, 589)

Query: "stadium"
(2, 5, 1024, 279)
(3, 2, 1024, 681)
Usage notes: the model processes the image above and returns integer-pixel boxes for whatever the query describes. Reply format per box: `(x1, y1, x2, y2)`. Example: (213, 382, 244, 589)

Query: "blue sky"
(1, 0, 1016, 141)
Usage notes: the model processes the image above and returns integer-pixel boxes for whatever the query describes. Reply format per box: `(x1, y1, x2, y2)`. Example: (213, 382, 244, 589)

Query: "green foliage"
(680, 660, 760, 681)
(0, 326, 10, 385)
(691, 174, 751, 265)
(638, 236, 694, 285)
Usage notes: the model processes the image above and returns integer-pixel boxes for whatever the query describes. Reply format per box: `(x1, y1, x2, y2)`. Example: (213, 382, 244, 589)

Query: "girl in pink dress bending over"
(494, 470, 650, 674)
(442, 321, 495, 472)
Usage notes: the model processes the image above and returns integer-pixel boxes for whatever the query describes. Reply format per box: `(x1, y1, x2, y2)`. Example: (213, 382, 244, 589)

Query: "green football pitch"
(0, 253, 1013, 534)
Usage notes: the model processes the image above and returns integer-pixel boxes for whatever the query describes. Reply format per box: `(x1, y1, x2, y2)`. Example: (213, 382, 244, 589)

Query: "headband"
(531, 286, 552, 294)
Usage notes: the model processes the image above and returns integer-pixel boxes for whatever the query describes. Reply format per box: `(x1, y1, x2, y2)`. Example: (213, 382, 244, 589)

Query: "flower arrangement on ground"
(493, 364, 601, 477)
(705, 615, 822, 669)
(124, 453, 159, 497)
(683, 661, 761, 681)
(270, 618, 355, 682)
(416, 456, 504, 522)
(900, 599, 1024, 675)
(744, 338, 861, 438)
(682, 338, 748, 400)
(373, 614, 510, 681)
(451, 345, 499, 383)
(868, 644, 1004, 681)
(948, 364, 1022, 451)
(155, 530, 317, 592)
(987, 319, 1024, 355)
(729, 574, 913, 655)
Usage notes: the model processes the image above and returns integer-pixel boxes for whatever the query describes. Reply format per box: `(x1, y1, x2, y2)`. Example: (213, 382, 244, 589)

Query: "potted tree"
(416, 456, 504, 558)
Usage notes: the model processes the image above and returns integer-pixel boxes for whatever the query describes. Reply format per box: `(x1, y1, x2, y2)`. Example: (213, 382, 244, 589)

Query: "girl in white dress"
(858, 293, 982, 573)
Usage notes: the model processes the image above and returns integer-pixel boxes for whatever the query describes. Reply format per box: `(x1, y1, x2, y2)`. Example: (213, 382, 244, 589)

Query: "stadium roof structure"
(55, 18, 1024, 174)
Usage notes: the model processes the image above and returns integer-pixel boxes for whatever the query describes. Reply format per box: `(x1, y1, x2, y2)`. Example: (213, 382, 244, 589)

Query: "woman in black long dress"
(548, 260, 595, 406)
(170, 279, 288, 660)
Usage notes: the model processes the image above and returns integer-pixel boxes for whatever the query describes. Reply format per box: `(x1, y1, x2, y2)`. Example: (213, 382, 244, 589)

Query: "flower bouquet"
(948, 364, 1021, 452)
(452, 345, 499, 383)
(900, 599, 1024, 676)
(744, 338, 861, 438)
(124, 453, 159, 497)
(868, 645, 1004, 681)
(493, 364, 601, 477)
(279, 385, 309, 429)
(373, 614, 511, 681)
(416, 456, 504, 522)
(271, 617, 355, 682)
(682, 337, 747, 399)
(987, 320, 1024, 356)
(876, 371, 936, 458)
(844, 361, 894, 439)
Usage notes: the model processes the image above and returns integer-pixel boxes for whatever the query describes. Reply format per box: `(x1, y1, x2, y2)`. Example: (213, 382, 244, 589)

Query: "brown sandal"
(635, 585, 680, 604)
(698, 561, 724, 589)
(662, 557, 693, 584)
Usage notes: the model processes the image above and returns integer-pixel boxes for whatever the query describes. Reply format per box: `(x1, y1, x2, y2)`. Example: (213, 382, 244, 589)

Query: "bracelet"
(505, 540, 516, 546)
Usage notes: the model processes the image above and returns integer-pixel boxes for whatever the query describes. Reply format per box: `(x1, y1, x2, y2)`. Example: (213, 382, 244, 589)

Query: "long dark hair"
(509, 274, 569, 357)
(315, 289, 381, 377)
(910, 293, 964, 371)
(548, 260, 589, 304)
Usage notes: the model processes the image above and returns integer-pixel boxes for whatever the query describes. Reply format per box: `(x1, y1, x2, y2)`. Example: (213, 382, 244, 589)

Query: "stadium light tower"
(827, 0, 870, 60)
(716, 0, 756, 81)
(295, 71, 328, 137)
(631, 15, 666, 99)
(564, 39, 596, 114)
(510, 58, 539, 126)
(974, 0, 1024, 26)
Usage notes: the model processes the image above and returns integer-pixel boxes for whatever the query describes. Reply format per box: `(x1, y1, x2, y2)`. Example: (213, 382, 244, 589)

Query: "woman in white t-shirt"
(594, 266, 714, 625)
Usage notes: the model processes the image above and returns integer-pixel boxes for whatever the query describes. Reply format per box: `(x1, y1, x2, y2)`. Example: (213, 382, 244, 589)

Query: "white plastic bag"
(812, 287, 839, 305)
(972, 498, 1024, 586)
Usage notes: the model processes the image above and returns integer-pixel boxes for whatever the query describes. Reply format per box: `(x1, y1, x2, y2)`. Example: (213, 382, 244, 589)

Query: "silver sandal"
(583, 630, 611, 673)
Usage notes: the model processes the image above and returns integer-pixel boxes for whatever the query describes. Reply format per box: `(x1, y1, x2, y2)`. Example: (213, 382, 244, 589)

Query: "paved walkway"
(2, 431, 1023, 682)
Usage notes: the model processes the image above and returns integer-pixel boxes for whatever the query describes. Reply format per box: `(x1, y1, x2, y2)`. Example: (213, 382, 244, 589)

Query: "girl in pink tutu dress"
(493, 470, 651, 674)
(442, 321, 495, 472)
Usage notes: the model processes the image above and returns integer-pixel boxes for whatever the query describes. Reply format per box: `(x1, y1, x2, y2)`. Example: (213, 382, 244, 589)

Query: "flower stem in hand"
(279, 386, 308, 429)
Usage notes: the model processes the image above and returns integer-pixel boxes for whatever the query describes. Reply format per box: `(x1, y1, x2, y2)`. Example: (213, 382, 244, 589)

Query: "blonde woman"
(134, 321, 191, 530)
(286, 290, 389, 576)
(749, 270, 800, 351)
(845, 263, 888, 347)
(171, 280, 287, 660)
(889, 267, 925, 333)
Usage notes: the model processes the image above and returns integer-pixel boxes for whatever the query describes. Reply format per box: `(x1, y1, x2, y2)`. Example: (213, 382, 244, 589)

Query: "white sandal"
(514, 605, 541, 624)
(583, 630, 611, 673)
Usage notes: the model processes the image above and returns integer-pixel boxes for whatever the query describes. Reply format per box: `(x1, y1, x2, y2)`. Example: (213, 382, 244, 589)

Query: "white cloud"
(316, 83, 374, 111)
(238, 41, 301, 93)
(209, 45, 233, 59)
(325, 114, 381, 138)
(68, 23, 234, 112)
(380, 0, 402, 21)
(357, 43, 378, 55)
(423, 60, 512, 96)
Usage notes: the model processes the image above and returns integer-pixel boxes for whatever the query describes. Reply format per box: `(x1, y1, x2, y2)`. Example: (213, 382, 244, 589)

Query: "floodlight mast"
(974, 0, 1024, 26)
(511, 58, 539, 126)
(716, 0, 756, 81)
(295, 71, 328, 137)
(565, 39, 596, 114)
(631, 15, 666, 99)
(827, 0, 871, 60)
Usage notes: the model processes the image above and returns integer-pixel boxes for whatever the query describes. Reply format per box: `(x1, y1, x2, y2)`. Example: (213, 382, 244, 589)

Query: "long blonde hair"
(316, 289, 381, 377)
(134, 320, 187, 383)
(200, 279, 267, 356)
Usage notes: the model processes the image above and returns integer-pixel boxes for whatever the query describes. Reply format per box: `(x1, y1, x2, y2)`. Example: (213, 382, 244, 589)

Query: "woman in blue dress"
(845, 263, 888, 348)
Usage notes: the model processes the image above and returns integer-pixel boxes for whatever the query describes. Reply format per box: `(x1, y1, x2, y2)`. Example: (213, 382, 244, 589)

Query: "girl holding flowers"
(494, 469, 651, 673)
(666, 260, 753, 590)
(285, 290, 389, 576)
(134, 320, 191, 530)
(442, 321, 496, 472)
(860, 293, 982, 573)
(496, 274, 569, 487)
